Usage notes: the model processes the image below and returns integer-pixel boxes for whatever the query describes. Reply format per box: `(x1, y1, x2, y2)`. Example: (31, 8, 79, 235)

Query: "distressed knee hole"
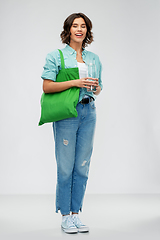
(63, 139, 69, 146)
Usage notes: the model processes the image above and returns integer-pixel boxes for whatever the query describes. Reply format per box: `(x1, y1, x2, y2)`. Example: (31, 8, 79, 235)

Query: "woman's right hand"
(43, 77, 99, 93)
(73, 77, 99, 89)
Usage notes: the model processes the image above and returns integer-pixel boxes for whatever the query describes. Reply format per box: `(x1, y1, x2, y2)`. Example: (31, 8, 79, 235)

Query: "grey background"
(0, 0, 160, 194)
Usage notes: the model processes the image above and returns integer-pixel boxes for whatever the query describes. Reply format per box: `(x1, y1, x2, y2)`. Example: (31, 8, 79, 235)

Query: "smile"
(75, 34, 83, 37)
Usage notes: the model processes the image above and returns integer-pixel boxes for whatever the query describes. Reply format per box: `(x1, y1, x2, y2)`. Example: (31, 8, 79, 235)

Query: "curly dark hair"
(60, 13, 93, 48)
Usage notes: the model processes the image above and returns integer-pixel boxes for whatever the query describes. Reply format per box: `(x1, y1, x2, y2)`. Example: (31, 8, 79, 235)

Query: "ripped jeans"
(52, 101, 96, 215)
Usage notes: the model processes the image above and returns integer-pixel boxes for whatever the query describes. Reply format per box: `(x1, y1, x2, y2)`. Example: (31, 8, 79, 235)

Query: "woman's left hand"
(93, 85, 101, 95)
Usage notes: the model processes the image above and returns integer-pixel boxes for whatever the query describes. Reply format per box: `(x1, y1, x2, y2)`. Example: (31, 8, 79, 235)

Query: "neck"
(69, 41, 83, 54)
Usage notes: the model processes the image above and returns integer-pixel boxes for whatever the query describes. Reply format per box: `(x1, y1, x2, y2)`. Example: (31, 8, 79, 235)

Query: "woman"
(41, 13, 103, 234)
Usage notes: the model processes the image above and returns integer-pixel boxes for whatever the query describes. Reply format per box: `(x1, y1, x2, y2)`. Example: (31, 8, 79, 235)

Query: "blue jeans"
(52, 101, 96, 215)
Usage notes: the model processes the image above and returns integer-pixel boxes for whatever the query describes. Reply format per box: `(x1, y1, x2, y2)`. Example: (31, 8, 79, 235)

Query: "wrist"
(71, 79, 77, 87)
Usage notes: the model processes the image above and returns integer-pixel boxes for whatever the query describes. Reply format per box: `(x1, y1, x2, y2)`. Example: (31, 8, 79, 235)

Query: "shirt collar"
(65, 44, 87, 56)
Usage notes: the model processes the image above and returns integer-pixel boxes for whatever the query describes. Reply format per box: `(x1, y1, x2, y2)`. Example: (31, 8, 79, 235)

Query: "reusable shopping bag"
(38, 49, 80, 126)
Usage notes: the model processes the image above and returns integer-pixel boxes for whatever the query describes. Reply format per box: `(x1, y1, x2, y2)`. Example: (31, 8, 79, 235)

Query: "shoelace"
(72, 215, 83, 226)
(65, 216, 75, 228)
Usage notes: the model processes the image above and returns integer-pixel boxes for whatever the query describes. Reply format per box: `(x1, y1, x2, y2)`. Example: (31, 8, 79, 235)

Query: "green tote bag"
(38, 49, 80, 126)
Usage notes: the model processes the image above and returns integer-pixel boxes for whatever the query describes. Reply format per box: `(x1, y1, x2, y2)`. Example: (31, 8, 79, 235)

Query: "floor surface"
(0, 194, 160, 240)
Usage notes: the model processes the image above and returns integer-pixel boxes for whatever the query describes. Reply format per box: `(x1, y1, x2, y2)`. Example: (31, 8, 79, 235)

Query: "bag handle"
(58, 49, 65, 69)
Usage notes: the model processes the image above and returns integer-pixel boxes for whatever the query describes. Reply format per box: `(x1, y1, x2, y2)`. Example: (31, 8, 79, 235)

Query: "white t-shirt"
(77, 62, 90, 99)
(77, 62, 88, 79)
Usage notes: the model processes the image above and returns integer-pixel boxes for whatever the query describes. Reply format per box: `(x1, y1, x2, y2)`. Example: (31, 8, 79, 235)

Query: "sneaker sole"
(61, 226, 78, 234)
(78, 227, 89, 233)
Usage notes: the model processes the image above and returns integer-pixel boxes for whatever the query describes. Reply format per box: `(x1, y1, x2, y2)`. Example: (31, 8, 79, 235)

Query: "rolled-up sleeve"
(41, 52, 59, 81)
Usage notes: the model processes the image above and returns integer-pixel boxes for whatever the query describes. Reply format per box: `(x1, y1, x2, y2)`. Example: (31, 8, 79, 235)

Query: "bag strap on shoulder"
(58, 49, 65, 69)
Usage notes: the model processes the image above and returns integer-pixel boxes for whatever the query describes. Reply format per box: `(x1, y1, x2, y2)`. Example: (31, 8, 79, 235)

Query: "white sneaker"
(71, 214, 89, 233)
(61, 215, 78, 234)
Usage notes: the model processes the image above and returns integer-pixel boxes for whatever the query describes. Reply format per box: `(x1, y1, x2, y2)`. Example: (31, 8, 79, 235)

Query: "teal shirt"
(41, 44, 103, 102)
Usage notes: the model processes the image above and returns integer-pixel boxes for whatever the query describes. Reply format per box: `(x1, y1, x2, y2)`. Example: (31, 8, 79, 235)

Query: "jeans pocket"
(89, 101, 96, 109)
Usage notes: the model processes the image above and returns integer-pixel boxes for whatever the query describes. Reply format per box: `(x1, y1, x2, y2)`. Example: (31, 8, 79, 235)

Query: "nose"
(77, 25, 82, 31)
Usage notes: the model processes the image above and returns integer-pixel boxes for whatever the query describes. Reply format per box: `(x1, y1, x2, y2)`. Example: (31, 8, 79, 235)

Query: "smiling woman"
(41, 12, 103, 234)
(70, 18, 87, 43)
(60, 13, 93, 48)
(70, 18, 87, 62)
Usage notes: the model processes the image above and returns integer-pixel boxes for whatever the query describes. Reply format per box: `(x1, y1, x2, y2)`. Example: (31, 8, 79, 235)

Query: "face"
(70, 17, 87, 45)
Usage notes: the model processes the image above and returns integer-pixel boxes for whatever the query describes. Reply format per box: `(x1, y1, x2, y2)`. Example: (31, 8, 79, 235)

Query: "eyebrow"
(72, 23, 86, 25)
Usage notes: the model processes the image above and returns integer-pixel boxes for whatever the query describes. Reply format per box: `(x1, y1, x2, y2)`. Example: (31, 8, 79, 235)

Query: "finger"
(87, 77, 99, 81)
(83, 85, 90, 89)
(95, 79, 99, 82)
(85, 80, 99, 86)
